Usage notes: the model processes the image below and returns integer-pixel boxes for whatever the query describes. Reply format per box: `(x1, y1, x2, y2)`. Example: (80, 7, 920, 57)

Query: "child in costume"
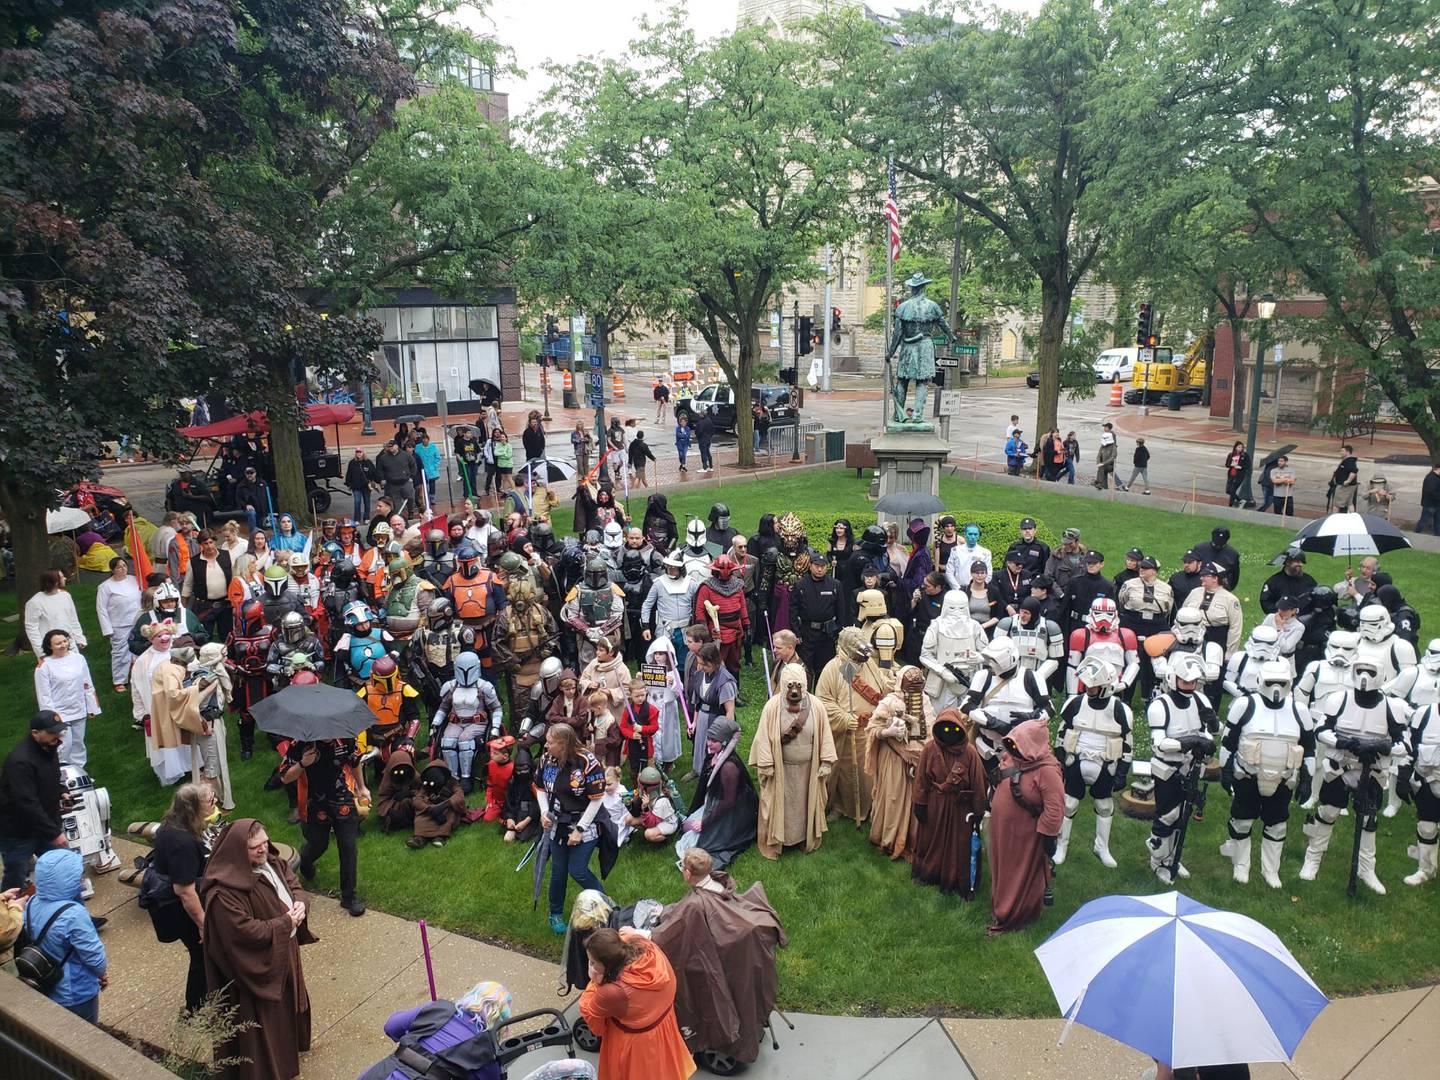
(483, 736, 515, 823)
(500, 748, 540, 844)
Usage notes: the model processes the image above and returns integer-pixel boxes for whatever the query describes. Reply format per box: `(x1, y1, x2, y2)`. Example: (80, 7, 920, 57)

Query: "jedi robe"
(578, 930, 695, 1080)
(864, 691, 933, 861)
(201, 819, 315, 1080)
(814, 654, 884, 823)
(911, 732, 989, 897)
(988, 718, 1064, 934)
(750, 693, 836, 858)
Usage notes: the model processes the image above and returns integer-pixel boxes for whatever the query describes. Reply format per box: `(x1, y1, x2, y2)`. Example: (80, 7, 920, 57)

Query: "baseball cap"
(1183, 549, 1201, 563)
(1019, 517, 1037, 529)
(1277, 594, 1301, 610)
(1084, 551, 1105, 565)
(1202, 561, 1224, 576)
(808, 548, 830, 565)
(1031, 574, 1054, 590)
(1005, 546, 1026, 566)
(31, 710, 64, 734)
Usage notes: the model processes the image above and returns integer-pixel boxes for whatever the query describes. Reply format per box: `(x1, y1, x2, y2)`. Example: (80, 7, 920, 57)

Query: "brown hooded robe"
(910, 713, 989, 897)
(749, 690, 837, 858)
(988, 718, 1065, 934)
(375, 748, 419, 832)
(865, 685, 933, 861)
(411, 761, 467, 840)
(813, 653, 875, 823)
(200, 818, 315, 1080)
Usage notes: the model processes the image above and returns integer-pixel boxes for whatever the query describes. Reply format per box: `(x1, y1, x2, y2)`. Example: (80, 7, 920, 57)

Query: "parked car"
(675, 384, 797, 433)
(1091, 347, 1141, 383)
(1025, 369, 1093, 389)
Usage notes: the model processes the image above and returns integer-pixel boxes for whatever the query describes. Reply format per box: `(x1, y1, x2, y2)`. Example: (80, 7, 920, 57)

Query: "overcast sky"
(474, 1, 1041, 118)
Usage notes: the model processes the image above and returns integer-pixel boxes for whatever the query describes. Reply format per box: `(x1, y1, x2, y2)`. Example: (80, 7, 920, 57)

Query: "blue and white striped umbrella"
(1034, 892, 1328, 1068)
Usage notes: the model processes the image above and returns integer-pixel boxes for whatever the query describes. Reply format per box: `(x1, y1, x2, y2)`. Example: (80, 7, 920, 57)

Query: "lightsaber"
(762, 647, 774, 698)
(418, 919, 437, 1001)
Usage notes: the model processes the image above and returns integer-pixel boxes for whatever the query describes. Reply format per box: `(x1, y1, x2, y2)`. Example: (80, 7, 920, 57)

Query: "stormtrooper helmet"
(454, 651, 482, 688)
(1167, 652, 1206, 692)
(1246, 624, 1280, 661)
(981, 636, 1019, 677)
(1422, 638, 1440, 673)
(1077, 657, 1118, 697)
(1358, 604, 1393, 643)
(685, 518, 707, 551)
(1257, 660, 1293, 705)
(1172, 607, 1204, 644)
(1086, 597, 1118, 633)
(1324, 630, 1360, 666)
(1351, 657, 1382, 692)
(602, 521, 624, 554)
(870, 620, 902, 665)
(855, 589, 888, 623)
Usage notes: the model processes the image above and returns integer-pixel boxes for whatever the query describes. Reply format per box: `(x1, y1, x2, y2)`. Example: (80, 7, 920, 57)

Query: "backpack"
(14, 902, 78, 994)
(136, 849, 178, 912)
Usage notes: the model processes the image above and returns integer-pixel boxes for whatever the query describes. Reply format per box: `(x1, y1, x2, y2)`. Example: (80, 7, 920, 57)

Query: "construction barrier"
(563, 370, 573, 392)
(612, 372, 625, 400)
(1109, 382, 1124, 407)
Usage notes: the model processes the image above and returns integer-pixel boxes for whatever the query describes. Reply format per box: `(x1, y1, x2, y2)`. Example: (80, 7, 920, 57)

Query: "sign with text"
(640, 664, 671, 688)
(669, 353, 697, 378)
(938, 390, 964, 416)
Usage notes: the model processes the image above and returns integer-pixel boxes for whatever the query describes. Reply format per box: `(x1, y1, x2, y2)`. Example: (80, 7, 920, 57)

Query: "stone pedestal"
(871, 429, 951, 524)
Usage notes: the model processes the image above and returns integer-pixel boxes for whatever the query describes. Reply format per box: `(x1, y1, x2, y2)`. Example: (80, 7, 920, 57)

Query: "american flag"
(883, 157, 901, 262)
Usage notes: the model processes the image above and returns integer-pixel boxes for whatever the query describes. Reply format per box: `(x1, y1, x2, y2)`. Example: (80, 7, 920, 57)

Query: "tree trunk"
(733, 324, 756, 469)
(1032, 276, 1070, 438)
(267, 370, 309, 520)
(1200, 322, 1217, 408)
(0, 476, 52, 645)
(672, 317, 687, 353)
(1228, 315, 1246, 433)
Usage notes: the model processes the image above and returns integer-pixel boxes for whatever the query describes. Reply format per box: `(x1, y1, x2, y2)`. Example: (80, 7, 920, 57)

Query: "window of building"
(367, 302, 501, 405)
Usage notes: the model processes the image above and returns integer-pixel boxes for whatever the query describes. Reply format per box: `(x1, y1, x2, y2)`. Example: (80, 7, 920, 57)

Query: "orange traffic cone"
(1109, 381, 1123, 407)
(563, 369, 573, 392)
(613, 372, 625, 400)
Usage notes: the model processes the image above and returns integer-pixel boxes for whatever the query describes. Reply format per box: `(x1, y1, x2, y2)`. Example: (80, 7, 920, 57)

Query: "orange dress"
(578, 931, 695, 1080)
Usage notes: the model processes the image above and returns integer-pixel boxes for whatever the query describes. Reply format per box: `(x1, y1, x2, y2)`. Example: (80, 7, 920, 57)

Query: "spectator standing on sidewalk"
(572, 422, 593, 477)
(654, 377, 670, 422)
(1063, 431, 1080, 484)
(1224, 441, 1249, 507)
(346, 448, 376, 522)
(522, 411, 547, 463)
(1004, 429, 1029, 476)
(695, 410, 715, 474)
(414, 430, 441, 507)
(1094, 423, 1117, 489)
(752, 400, 771, 454)
(1270, 455, 1296, 517)
(1122, 437, 1151, 494)
(454, 425, 483, 500)
(674, 413, 692, 473)
(627, 431, 656, 488)
(1418, 463, 1440, 535)
(1329, 444, 1359, 510)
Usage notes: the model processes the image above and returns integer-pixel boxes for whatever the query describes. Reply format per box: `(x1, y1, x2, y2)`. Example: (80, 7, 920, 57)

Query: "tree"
(539, 15, 864, 465)
(819, 0, 1163, 437)
(0, 0, 406, 597)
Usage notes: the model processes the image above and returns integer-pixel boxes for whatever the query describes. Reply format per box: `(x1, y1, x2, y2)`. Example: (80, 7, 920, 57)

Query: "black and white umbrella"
(1286, 512, 1412, 560)
(515, 456, 577, 485)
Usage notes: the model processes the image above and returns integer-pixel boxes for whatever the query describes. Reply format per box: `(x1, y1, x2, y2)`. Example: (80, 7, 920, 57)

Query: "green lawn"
(4, 470, 1438, 1017)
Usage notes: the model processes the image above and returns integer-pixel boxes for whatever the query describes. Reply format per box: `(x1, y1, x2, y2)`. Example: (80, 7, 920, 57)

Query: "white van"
(1092, 347, 1139, 383)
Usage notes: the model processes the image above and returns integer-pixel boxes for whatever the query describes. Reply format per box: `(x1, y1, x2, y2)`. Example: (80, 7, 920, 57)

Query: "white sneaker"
(80, 877, 95, 901)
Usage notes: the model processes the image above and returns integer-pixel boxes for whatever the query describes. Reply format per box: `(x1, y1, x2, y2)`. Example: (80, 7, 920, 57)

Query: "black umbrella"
(468, 379, 503, 406)
(395, 413, 426, 425)
(1258, 443, 1299, 470)
(875, 491, 946, 516)
(1286, 512, 1412, 561)
(516, 456, 577, 485)
(249, 683, 378, 742)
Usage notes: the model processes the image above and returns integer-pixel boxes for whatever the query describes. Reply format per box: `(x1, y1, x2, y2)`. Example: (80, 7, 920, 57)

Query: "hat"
(938, 515, 956, 528)
(1063, 527, 1082, 542)
(1139, 556, 1159, 570)
(1126, 547, 1144, 560)
(1183, 549, 1201, 563)
(1284, 548, 1307, 563)
(808, 548, 830, 565)
(904, 271, 933, 289)
(1031, 574, 1054, 590)
(1084, 550, 1105, 565)
(31, 710, 64, 734)
(1202, 561, 1224, 576)
(1277, 594, 1301, 609)
(1019, 517, 1037, 529)
(708, 716, 740, 746)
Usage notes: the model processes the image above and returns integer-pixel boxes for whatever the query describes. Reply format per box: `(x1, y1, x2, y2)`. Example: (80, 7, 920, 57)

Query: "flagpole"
(884, 154, 895, 433)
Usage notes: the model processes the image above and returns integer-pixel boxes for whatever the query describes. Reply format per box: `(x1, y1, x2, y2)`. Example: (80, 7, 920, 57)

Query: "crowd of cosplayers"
(37, 489, 1440, 933)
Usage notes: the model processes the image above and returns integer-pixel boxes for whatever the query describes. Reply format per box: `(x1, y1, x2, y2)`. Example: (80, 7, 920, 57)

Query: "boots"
(1092, 814, 1117, 868)
(1383, 773, 1403, 818)
(1053, 816, 1074, 866)
(1229, 834, 1252, 884)
(1357, 830, 1386, 894)
(1404, 843, 1437, 886)
(1260, 837, 1285, 889)
(1299, 818, 1332, 881)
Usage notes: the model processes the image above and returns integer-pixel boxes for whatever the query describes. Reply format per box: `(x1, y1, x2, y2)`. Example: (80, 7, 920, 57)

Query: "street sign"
(587, 371, 604, 391)
(1273, 344, 1285, 365)
(956, 344, 979, 359)
(588, 355, 604, 369)
(936, 355, 960, 368)
(769, 311, 781, 347)
(586, 393, 604, 408)
(669, 353, 696, 377)
(1139, 347, 1156, 363)
(938, 390, 963, 416)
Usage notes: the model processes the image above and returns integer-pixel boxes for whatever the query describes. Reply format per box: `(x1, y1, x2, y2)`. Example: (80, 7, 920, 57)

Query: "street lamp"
(1237, 292, 1277, 506)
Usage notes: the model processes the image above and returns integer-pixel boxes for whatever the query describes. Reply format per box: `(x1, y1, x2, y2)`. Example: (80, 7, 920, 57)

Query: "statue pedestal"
(871, 429, 951, 524)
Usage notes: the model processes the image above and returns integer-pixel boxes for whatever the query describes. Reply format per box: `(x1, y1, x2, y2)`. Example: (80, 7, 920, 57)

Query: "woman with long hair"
(535, 723, 607, 934)
(248, 529, 274, 570)
(147, 782, 218, 1012)
(579, 927, 694, 1080)
(1224, 441, 1250, 507)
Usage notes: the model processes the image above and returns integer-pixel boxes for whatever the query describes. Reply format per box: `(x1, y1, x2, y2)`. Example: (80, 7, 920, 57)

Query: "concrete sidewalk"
(82, 837, 1434, 1080)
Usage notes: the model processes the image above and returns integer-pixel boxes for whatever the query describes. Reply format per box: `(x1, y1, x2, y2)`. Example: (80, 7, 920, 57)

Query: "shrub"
(787, 509, 1058, 556)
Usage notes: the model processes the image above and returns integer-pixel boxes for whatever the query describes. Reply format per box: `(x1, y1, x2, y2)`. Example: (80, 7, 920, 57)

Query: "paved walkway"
(83, 837, 1434, 1080)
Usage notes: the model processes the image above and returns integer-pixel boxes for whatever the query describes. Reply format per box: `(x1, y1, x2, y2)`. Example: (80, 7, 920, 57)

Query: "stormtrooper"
(615, 528, 660, 664)
(992, 597, 1065, 686)
(265, 611, 325, 690)
(1220, 661, 1314, 887)
(382, 557, 431, 640)
(404, 597, 476, 712)
(1356, 603, 1418, 684)
(1151, 607, 1224, 689)
(679, 517, 713, 582)
(1301, 656, 1409, 893)
(1145, 653, 1218, 883)
(1385, 637, 1440, 706)
(600, 521, 625, 570)
(1400, 684, 1440, 885)
(705, 503, 738, 554)
(334, 601, 396, 686)
(919, 590, 990, 713)
(1066, 597, 1139, 694)
(641, 549, 697, 658)
(1296, 630, 1358, 713)
(432, 651, 504, 793)
(561, 555, 625, 667)
(1053, 657, 1133, 868)
(1222, 624, 1289, 702)
(60, 763, 121, 898)
(963, 636, 1052, 765)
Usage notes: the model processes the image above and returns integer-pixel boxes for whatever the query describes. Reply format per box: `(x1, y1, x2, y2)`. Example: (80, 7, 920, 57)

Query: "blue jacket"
(674, 423, 692, 451)
(25, 848, 106, 1007)
(415, 441, 442, 480)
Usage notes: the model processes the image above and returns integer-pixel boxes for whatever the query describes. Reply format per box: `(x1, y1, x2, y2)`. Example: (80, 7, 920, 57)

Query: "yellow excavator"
(1125, 334, 1210, 406)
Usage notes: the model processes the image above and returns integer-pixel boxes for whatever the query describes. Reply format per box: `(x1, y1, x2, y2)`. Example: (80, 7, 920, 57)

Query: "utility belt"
(806, 619, 839, 635)
(1061, 730, 1123, 760)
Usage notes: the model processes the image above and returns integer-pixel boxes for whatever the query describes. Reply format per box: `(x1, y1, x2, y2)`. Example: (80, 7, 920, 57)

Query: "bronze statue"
(885, 272, 951, 429)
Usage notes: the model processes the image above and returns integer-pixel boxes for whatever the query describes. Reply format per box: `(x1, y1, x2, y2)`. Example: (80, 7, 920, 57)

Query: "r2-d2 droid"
(61, 765, 120, 896)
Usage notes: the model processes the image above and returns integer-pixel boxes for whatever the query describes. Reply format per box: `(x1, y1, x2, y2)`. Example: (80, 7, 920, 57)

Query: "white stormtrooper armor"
(1385, 638, 1440, 706)
(1356, 604, 1418, 684)
(993, 610, 1065, 684)
(1145, 653, 1217, 882)
(60, 765, 120, 897)
(1153, 608, 1223, 686)
(1220, 662, 1314, 887)
(1296, 631, 1358, 712)
(1053, 658, 1132, 869)
(1300, 657, 1410, 893)
(919, 592, 989, 712)
(1222, 625, 1291, 702)
(1402, 701, 1440, 885)
(681, 518, 712, 583)
(963, 637, 1050, 761)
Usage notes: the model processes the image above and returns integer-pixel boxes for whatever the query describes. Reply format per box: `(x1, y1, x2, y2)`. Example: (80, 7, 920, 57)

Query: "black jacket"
(627, 439, 656, 467)
(234, 480, 266, 512)
(1193, 541, 1241, 589)
(1134, 444, 1150, 467)
(345, 457, 375, 491)
(1424, 470, 1440, 507)
(1259, 569, 1318, 615)
(1064, 571, 1117, 631)
(695, 413, 715, 445)
(0, 736, 63, 843)
(792, 573, 844, 635)
(1167, 570, 1203, 602)
(374, 448, 414, 486)
(522, 426, 546, 461)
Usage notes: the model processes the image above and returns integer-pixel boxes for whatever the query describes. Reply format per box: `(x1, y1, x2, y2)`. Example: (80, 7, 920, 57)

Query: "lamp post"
(1236, 292, 1277, 507)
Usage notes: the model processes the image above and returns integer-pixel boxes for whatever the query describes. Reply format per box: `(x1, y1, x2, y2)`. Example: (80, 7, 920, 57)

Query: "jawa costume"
(226, 599, 275, 759)
(694, 554, 750, 675)
(375, 749, 420, 833)
(408, 761, 467, 848)
(334, 601, 396, 686)
(443, 544, 504, 673)
(501, 747, 541, 843)
(404, 597, 476, 712)
(911, 709, 989, 898)
(751, 662, 837, 859)
(356, 657, 421, 768)
(561, 556, 625, 667)
(483, 736, 515, 823)
(491, 574, 558, 717)
(814, 627, 876, 825)
(987, 719, 1064, 935)
(866, 666, 933, 861)
(758, 512, 809, 632)
(433, 652, 504, 794)
(650, 871, 787, 1068)
(199, 820, 315, 1080)
(381, 558, 431, 640)
(265, 611, 325, 690)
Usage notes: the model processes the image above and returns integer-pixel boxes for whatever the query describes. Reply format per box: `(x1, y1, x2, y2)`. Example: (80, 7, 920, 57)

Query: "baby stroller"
(360, 998, 589, 1080)
(561, 886, 790, 1076)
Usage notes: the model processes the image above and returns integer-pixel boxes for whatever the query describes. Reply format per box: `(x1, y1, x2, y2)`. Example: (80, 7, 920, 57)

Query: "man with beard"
(1260, 549, 1318, 615)
(751, 663, 837, 859)
(814, 628, 876, 826)
(730, 536, 760, 667)
(910, 709, 989, 898)
(694, 555, 750, 677)
(791, 549, 844, 676)
(615, 528, 660, 664)
(866, 666, 932, 860)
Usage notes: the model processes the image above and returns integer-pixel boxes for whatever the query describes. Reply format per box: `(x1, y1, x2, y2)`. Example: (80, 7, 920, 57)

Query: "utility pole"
(822, 245, 833, 392)
(1236, 294, 1277, 506)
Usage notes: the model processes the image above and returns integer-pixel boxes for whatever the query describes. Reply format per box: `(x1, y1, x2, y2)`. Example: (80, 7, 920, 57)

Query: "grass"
(5, 470, 1439, 1017)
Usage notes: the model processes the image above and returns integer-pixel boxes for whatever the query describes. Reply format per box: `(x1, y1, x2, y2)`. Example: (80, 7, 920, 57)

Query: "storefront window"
(364, 302, 501, 405)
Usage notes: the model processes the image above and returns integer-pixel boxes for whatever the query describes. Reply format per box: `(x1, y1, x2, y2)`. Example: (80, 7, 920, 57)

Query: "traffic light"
(797, 315, 814, 356)
(831, 307, 842, 334)
(545, 314, 558, 340)
(1136, 303, 1152, 346)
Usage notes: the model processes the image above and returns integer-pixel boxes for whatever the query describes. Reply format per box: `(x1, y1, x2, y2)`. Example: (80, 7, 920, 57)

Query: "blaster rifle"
(1346, 736, 1393, 897)
(1166, 743, 1211, 882)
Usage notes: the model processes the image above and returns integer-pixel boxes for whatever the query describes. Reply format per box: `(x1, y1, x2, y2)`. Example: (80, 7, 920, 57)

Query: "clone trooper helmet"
(1172, 607, 1205, 644)
(280, 611, 307, 645)
(1245, 624, 1280, 661)
(602, 521, 624, 554)
(427, 597, 454, 631)
(855, 589, 888, 623)
(870, 620, 902, 665)
(454, 651, 482, 689)
(1167, 652, 1207, 692)
(1325, 630, 1360, 666)
(685, 518, 707, 551)
(1422, 638, 1440, 673)
(1086, 597, 1118, 633)
(584, 556, 611, 590)
(1257, 660, 1293, 705)
(1351, 658, 1382, 692)
(369, 656, 400, 693)
(981, 636, 1019, 677)
(1358, 604, 1393, 643)
(1077, 657, 1118, 697)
